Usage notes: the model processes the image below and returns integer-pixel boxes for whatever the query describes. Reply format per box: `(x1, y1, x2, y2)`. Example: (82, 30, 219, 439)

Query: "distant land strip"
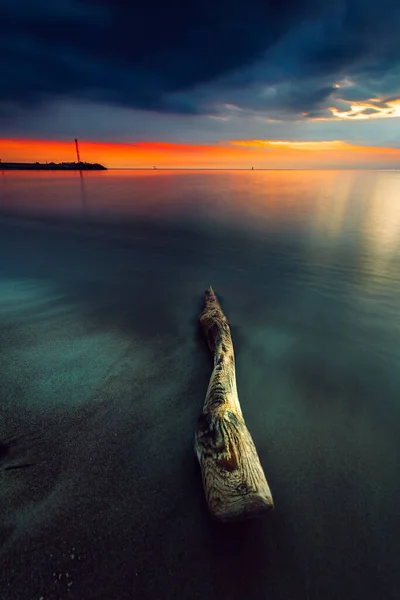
(0, 162, 107, 171)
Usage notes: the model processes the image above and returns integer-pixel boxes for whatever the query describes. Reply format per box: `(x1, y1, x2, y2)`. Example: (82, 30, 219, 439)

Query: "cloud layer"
(1, 0, 400, 140)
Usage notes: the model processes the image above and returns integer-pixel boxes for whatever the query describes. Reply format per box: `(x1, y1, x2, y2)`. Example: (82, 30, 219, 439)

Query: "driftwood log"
(195, 287, 274, 522)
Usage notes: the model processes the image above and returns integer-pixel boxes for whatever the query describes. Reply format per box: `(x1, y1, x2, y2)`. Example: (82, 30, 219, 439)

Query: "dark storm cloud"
(0, 0, 314, 114)
(202, 0, 400, 120)
(1, 0, 400, 122)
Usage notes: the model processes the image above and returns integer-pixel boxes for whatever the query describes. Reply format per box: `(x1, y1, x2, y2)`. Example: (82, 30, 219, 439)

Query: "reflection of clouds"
(311, 172, 341, 236)
(309, 171, 400, 262)
(326, 174, 353, 239)
(309, 171, 355, 246)
(367, 175, 400, 255)
(356, 174, 400, 293)
(228, 170, 338, 229)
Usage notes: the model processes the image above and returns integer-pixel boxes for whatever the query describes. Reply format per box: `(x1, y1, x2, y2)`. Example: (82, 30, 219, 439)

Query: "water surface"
(0, 169, 399, 600)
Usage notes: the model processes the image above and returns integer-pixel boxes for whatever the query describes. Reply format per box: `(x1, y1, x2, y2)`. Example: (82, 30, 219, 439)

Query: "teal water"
(0, 169, 399, 600)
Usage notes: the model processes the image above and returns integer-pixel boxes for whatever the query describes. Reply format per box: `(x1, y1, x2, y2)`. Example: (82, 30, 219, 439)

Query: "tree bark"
(195, 287, 274, 522)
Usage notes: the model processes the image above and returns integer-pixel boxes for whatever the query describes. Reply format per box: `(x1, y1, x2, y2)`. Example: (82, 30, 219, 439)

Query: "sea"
(0, 169, 399, 600)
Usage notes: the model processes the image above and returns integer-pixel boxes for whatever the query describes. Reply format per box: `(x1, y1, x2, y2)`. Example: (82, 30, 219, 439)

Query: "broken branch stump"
(195, 287, 274, 522)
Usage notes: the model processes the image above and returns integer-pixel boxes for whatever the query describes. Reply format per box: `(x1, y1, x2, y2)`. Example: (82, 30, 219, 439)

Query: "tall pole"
(74, 138, 81, 163)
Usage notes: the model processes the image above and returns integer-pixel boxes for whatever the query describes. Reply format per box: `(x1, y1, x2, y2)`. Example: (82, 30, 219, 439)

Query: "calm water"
(0, 169, 399, 600)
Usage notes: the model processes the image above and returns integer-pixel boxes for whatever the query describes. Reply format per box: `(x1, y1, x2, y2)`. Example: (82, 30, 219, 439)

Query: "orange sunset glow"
(2, 138, 400, 169)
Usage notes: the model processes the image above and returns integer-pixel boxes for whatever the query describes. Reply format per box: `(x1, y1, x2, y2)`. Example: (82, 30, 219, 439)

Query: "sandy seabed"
(0, 214, 399, 600)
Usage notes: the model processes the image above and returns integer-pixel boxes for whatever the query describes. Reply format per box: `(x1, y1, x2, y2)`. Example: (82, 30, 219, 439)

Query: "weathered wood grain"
(195, 287, 274, 522)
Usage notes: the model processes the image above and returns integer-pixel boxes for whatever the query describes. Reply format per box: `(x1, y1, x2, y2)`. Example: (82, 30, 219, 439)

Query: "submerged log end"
(199, 287, 231, 354)
(199, 286, 222, 325)
(203, 286, 218, 308)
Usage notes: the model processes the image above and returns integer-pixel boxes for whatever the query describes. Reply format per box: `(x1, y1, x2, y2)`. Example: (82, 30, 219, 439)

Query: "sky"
(1, 0, 400, 168)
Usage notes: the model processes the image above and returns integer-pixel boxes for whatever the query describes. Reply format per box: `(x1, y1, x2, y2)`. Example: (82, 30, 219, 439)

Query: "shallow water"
(0, 169, 399, 600)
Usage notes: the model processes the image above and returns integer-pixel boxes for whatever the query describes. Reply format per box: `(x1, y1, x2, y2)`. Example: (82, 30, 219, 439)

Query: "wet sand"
(0, 212, 399, 600)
